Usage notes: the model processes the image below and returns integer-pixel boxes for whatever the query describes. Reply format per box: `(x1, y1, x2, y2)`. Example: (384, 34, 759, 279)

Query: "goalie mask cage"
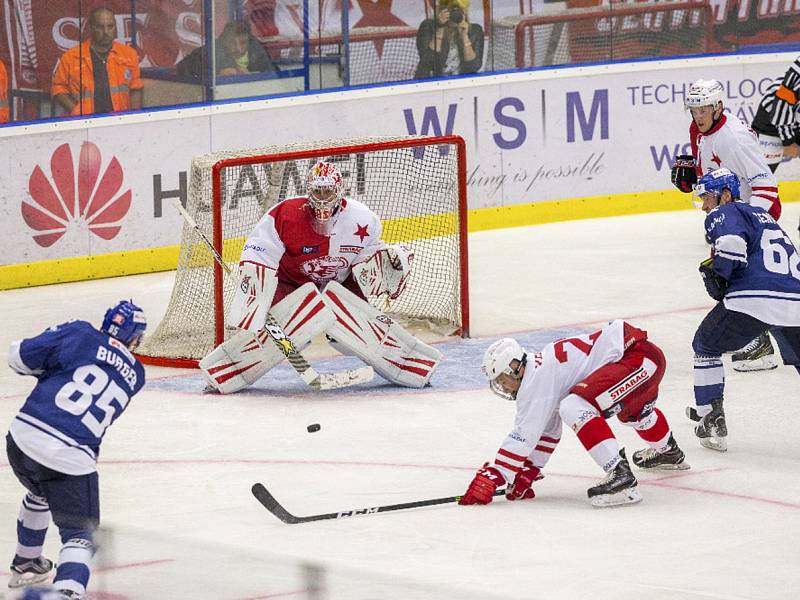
(137, 135, 469, 368)
(491, 1, 713, 70)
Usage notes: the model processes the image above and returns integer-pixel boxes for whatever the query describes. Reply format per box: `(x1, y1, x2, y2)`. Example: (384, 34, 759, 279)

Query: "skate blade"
(731, 357, 778, 372)
(699, 436, 727, 452)
(590, 487, 643, 508)
(7, 571, 53, 589)
(636, 461, 691, 471)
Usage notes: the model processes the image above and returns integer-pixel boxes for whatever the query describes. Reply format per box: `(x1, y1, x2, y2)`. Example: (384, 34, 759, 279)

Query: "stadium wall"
(1, 51, 798, 290)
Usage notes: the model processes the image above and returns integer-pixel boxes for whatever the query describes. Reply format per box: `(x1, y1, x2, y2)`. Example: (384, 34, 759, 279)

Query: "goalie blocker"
(201, 279, 441, 393)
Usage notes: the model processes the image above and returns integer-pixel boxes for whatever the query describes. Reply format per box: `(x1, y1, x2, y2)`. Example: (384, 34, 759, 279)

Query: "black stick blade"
(251, 483, 304, 524)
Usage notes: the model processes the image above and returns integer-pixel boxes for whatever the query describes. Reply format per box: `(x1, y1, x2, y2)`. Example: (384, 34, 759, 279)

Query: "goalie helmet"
(685, 79, 724, 109)
(306, 161, 344, 235)
(102, 300, 147, 350)
(695, 168, 741, 203)
(482, 338, 527, 400)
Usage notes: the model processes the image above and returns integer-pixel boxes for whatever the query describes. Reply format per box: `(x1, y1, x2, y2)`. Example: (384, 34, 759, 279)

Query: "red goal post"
(136, 136, 470, 368)
(492, 0, 714, 70)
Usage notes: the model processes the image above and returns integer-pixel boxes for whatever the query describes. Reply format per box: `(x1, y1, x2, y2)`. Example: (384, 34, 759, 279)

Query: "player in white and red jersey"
(684, 80, 782, 220)
(199, 161, 441, 393)
(459, 321, 689, 508)
(672, 79, 783, 373)
(239, 184, 385, 306)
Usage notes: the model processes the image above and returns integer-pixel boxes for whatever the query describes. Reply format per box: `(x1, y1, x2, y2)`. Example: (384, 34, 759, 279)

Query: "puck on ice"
(307, 423, 321, 433)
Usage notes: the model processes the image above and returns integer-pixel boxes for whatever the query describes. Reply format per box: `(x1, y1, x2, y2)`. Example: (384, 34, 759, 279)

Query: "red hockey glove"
(459, 464, 505, 505)
(506, 461, 543, 501)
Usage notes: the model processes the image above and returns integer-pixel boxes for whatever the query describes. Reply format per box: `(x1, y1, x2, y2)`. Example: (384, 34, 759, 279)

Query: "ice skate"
(632, 434, 690, 470)
(731, 332, 778, 372)
(688, 399, 728, 452)
(7, 556, 54, 589)
(587, 450, 642, 507)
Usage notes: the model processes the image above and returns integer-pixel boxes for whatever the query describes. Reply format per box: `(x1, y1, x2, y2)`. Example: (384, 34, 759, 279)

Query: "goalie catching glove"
(352, 244, 414, 300)
(699, 257, 728, 301)
(671, 154, 698, 193)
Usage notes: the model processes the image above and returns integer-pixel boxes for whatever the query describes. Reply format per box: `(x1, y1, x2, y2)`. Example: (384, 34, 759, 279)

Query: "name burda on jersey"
(97, 344, 138, 390)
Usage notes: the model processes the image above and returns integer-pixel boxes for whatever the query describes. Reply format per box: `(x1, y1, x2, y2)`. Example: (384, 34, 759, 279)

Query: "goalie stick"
(251, 483, 506, 524)
(173, 198, 373, 391)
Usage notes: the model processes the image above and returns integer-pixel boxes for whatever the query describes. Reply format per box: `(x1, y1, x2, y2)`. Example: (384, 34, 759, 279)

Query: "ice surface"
(1, 207, 799, 599)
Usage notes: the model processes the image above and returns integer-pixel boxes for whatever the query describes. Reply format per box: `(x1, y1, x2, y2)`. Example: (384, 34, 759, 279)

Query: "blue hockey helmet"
(695, 168, 741, 201)
(102, 300, 147, 349)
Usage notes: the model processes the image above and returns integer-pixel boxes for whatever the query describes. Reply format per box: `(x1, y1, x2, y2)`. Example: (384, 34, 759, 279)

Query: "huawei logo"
(22, 142, 132, 247)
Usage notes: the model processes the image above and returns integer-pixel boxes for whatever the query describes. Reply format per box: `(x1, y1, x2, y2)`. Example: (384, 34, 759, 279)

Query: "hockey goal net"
(262, 26, 419, 86)
(137, 136, 469, 368)
(491, 0, 713, 69)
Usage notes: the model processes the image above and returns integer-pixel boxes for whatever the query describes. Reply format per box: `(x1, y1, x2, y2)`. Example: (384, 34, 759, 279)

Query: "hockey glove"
(506, 460, 543, 501)
(699, 257, 728, 301)
(671, 155, 698, 193)
(459, 463, 505, 505)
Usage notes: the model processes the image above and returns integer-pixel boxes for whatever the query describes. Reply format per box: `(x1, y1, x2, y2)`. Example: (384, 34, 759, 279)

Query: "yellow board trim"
(2, 185, 797, 291)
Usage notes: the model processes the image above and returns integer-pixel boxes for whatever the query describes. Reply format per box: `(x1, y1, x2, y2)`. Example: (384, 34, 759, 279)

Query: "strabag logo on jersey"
(22, 142, 132, 248)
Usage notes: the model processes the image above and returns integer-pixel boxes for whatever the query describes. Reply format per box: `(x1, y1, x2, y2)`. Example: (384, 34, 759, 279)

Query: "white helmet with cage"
(685, 79, 724, 110)
(482, 338, 527, 400)
(306, 161, 344, 235)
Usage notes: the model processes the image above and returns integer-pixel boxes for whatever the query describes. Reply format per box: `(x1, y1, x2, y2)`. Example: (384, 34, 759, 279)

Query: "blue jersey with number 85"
(7, 320, 146, 475)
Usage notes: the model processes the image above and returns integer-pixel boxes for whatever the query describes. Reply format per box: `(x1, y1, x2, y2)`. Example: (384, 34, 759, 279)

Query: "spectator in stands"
(51, 7, 142, 116)
(0, 57, 9, 123)
(176, 19, 277, 83)
(414, 0, 484, 79)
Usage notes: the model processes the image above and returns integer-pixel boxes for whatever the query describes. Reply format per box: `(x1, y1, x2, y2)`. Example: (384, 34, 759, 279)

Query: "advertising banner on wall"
(1, 53, 798, 267)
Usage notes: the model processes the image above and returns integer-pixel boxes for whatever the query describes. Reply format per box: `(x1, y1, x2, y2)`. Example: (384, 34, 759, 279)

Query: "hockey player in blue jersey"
(690, 169, 800, 452)
(5, 300, 146, 599)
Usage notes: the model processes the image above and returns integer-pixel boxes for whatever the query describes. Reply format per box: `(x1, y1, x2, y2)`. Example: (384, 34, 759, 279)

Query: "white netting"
(138, 136, 466, 364)
(263, 27, 419, 85)
(491, 1, 712, 70)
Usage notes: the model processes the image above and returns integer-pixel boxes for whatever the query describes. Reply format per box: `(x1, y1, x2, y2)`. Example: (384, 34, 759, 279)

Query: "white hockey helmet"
(685, 79, 724, 110)
(482, 338, 527, 400)
(306, 161, 344, 235)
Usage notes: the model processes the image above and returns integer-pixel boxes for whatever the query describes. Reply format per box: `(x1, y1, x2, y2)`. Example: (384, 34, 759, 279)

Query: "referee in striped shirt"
(752, 55, 800, 234)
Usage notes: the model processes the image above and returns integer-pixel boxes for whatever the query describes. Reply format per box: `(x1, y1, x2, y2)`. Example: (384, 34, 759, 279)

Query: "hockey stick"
(173, 199, 373, 391)
(251, 483, 506, 524)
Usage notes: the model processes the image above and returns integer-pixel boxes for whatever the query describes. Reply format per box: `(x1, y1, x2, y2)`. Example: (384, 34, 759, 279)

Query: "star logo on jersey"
(354, 224, 370, 242)
(711, 153, 722, 166)
(23, 142, 132, 247)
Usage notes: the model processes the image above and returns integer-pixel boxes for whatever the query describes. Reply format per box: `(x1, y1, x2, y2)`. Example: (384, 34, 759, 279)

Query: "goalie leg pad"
(201, 283, 335, 393)
(200, 329, 284, 394)
(268, 282, 335, 348)
(321, 281, 441, 388)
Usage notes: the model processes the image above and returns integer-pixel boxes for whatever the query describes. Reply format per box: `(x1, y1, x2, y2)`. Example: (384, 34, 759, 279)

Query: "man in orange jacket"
(52, 7, 142, 116)
(0, 58, 9, 123)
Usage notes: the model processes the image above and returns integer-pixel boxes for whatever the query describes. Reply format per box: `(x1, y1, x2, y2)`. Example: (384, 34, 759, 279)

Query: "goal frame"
(509, 0, 714, 68)
(138, 135, 470, 368)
